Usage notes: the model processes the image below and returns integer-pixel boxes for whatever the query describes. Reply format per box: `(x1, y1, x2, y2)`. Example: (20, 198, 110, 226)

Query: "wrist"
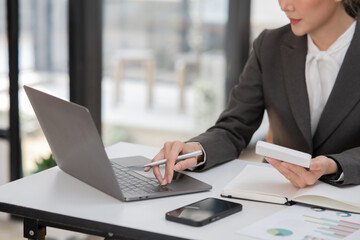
(193, 142, 204, 163)
(185, 142, 204, 163)
(324, 156, 338, 175)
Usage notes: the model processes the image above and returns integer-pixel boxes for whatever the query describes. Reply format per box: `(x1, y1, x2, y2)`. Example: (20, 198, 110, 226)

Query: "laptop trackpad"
(110, 156, 166, 179)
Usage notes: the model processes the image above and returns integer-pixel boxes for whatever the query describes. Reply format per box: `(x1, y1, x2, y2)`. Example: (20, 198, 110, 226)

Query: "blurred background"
(0, 0, 287, 239)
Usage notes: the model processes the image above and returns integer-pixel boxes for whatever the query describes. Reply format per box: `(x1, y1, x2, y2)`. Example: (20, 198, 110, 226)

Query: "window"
(250, 0, 288, 41)
(102, 0, 229, 148)
(19, 0, 69, 176)
(0, 0, 9, 185)
(0, 0, 8, 131)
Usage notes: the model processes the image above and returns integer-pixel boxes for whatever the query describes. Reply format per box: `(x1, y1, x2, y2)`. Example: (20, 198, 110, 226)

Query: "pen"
(143, 150, 203, 168)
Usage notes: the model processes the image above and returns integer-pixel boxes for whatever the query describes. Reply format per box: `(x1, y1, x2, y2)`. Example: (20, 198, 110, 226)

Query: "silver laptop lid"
(24, 85, 124, 200)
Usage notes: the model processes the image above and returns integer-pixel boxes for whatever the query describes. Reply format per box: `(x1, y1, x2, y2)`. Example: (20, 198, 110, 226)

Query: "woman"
(145, 0, 360, 188)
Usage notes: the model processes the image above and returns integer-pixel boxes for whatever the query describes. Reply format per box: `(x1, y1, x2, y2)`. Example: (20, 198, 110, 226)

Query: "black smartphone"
(165, 197, 242, 227)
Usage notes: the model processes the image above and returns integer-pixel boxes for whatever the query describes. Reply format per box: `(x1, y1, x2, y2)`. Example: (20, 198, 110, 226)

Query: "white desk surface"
(0, 142, 286, 240)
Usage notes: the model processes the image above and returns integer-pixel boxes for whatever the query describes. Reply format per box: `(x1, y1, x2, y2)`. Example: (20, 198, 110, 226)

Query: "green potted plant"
(32, 154, 57, 174)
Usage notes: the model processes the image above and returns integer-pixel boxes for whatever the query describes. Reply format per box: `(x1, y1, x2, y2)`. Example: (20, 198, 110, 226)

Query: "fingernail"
(174, 165, 181, 171)
(161, 179, 167, 185)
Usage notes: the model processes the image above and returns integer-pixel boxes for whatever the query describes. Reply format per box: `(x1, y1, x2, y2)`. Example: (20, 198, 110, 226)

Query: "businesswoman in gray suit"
(145, 0, 360, 188)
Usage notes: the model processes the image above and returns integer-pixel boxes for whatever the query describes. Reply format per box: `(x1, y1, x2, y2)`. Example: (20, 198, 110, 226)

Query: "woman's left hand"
(265, 156, 338, 188)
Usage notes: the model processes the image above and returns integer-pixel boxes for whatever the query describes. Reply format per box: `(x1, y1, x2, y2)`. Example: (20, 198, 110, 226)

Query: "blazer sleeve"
(326, 148, 360, 185)
(188, 31, 268, 171)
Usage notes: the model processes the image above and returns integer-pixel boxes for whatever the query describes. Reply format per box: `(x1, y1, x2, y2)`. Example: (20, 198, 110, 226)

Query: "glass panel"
(0, 0, 9, 185)
(251, 0, 288, 40)
(0, 0, 8, 130)
(102, 0, 228, 148)
(19, 0, 69, 176)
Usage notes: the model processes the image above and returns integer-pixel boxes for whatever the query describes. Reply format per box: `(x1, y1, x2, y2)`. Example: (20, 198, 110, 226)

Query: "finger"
(148, 149, 165, 183)
(266, 157, 302, 185)
(266, 157, 291, 177)
(283, 159, 323, 185)
(266, 157, 302, 179)
(174, 157, 198, 171)
(152, 165, 163, 183)
(269, 157, 317, 188)
(265, 157, 284, 170)
(281, 162, 307, 177)
(279, 162, 304, 187)
(151, 149, 165, 163)
(281, 161, 321, 187)
(164, 141, 183, 184)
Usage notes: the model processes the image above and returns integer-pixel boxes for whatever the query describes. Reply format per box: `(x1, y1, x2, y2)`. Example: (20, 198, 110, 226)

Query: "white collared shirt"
(305, 21, 356, 136)
(305, 21, 356, 182)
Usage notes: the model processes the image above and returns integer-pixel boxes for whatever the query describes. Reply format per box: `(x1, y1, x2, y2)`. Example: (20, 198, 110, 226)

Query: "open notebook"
(221, 164, 360, 213)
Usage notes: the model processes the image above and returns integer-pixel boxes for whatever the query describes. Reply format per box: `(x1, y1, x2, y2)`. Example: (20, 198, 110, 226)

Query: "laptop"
(24, 85, 212, 201)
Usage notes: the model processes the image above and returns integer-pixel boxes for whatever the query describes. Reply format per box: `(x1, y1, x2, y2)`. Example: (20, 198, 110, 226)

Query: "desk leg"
(23, 218, 46, 240)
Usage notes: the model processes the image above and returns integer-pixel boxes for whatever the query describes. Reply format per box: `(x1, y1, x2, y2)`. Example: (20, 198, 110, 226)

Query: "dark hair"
(343, 0, 360, 18)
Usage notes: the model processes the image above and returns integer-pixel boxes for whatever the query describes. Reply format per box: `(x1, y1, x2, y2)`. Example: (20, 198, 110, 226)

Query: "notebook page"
(222, 165, 299, 199)
(294, 180, 360, 208)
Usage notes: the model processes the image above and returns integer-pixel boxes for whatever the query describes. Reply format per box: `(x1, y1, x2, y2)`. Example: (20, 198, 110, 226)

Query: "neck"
(310, 7, 355, 51)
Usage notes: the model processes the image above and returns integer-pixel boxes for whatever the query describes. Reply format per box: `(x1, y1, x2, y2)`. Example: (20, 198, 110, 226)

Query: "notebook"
(221, 164, 360, 213)
(24, 85, 212, 202)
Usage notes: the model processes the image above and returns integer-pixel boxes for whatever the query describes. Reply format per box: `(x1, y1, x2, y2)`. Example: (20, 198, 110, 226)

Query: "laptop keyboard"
(111, 162, 160, 197)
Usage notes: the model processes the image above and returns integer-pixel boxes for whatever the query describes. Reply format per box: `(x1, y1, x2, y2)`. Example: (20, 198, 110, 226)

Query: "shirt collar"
(307, 21, 356, 55)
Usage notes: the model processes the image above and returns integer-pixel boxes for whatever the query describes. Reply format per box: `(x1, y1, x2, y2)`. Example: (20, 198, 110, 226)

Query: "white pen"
(143, 150, 203, 168)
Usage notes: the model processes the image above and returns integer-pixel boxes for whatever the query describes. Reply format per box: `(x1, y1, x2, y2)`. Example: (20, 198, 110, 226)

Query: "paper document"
(238, 205, 360, 240)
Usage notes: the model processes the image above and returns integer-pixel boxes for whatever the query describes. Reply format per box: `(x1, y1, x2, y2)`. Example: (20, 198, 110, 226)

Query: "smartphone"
(165, 197, 242, 227)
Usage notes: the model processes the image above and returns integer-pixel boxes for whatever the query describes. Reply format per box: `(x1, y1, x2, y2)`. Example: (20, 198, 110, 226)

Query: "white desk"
(0, 142, 286, 239)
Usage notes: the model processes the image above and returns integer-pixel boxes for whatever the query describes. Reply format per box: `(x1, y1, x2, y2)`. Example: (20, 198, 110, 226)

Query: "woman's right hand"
(144, 141, 203, 185)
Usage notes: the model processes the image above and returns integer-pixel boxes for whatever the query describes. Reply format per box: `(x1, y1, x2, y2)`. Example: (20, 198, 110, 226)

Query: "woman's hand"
(265, 155, 338, 188)
(144, 141, 203, 185)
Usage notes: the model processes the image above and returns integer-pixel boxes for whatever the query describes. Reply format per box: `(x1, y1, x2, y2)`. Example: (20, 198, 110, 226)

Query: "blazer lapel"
(281, 32, 313, 151)
(313, 21, 360, 150)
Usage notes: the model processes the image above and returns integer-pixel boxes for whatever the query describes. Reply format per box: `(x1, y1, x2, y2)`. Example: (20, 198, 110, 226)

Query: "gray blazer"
(190, 21, 360, 185)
